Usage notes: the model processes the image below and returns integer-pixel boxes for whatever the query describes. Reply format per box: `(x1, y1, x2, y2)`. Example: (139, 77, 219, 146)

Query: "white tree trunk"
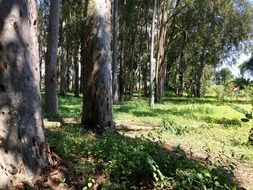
(149, 0, 157, 107)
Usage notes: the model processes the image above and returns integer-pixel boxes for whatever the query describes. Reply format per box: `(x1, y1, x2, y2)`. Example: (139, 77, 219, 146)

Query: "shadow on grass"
(128, 106, 214, 119)
(163, 96, 251, 106)
(45, 124, 241, 189)
(204, 116, 242, 128)
(41, 93, 82, 120)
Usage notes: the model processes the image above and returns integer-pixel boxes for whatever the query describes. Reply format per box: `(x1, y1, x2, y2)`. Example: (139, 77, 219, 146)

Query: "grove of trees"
(0, 0, 253, 188)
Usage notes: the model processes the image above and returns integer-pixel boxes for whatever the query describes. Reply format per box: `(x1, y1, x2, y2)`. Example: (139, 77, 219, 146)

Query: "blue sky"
(222, 53, 252, 79)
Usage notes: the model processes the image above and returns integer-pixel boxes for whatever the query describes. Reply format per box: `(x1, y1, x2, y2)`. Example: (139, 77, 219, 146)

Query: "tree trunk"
(66, 53, 71, 92)
(195, 47, 206, 98)
(119, 24, 126, 103)
(129, 34, 136, 100)
(149, 0, 157, 107)
(155, 0, 169, 103)
(112, 0, 119, 104)
(60, 45, 67, 96)
(74, 46, 80, 97)
(82, 0, 113, 132)
(0, 1, 48, 188)
(45, 0, 60, 114)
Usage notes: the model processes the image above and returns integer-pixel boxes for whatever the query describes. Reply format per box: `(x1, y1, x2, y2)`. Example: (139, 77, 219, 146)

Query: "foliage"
(240, 56, 253, 76)
(231, 77, 252, 90)
(46, 126, 238, 189)
(161, 117, 190, 135)
(214, 68, 234, 85)
(229, 103, 253, 144)
(43, 94, 253, 189)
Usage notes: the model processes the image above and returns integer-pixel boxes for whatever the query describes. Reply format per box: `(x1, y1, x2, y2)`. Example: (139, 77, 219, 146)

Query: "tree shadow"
(163, 96, 251, 105)
(0, 0, 47, 187)
(45, 124, 243, 189)
(203, 116, 242, 128)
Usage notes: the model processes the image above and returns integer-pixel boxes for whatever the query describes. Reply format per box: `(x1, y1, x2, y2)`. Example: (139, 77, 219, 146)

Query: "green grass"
(114, 96, 253, 163)
(46, 125, 238, 189)
(42, 93, 253, 189)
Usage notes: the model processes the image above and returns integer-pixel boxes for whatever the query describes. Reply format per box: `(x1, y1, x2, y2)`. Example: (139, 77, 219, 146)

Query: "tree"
(0, 0, 47, 188)
(45, 0, 60, 114)
(112, 0, 119, 104)
(240, 57, 253, 76)
(149, 0, 157, 107)
(82, 0, 113, 132)
(155, 0, 169, 103)
(214, 68, 234, 85)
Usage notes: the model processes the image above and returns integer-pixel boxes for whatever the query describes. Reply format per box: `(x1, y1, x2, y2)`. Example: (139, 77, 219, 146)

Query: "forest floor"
(42, 93, 253, 190)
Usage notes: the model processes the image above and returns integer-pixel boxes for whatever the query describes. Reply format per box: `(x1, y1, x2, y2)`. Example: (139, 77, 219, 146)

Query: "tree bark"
(60, 45, 67, 96)
(195, 46, 206, 98)
(155, 0, 169, 103)
(112, 0, 119, 104)
(74, 46, 80, 97)
(119, 24, 126, 103)
(45, 0, 60, 114)
(82, 0, 113, 132)
(149, 0, 157, 107)
(0, 0, 48, 188)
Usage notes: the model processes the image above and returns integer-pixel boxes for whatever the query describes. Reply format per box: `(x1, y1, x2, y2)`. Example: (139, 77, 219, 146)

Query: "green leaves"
(229, 103, 252, 122)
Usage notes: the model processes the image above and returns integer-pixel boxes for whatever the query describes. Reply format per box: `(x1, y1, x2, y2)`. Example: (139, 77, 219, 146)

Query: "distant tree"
(232, 77, 252, 90)
(240, 57, 253, 76)
(82, 0, 113, 132)
(214, 68, 234, 85)
(45, 0, 60, 114)
(0, 0, 48, 188)
(112, 0, 120, 104)
(149, 0, 157, 107)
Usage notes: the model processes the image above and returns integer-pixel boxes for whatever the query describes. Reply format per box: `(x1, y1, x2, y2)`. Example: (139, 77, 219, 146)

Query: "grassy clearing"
(43, 94, 253, 189)
(114, 96, 253, 163)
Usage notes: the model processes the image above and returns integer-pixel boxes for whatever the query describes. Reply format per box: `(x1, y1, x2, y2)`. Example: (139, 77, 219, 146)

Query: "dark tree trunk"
(80, 57, 84, 94)
(112, 0, 119, 104)
(45, 0, 60, 114)
(119, 25, 126, 103)
(155, 0, 168, 103)
(82, 0, 113, 132)
(66, 55, 71, 92)
(0, 0, 48, 188)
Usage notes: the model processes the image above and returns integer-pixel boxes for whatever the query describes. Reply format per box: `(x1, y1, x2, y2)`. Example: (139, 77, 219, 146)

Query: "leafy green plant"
(161, 117, 190, 135)
(229, 103, 253, 145)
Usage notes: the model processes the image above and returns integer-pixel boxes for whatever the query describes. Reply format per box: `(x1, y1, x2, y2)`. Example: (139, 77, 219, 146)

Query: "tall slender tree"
(149, 0, 157, 107)
(45, 0, 60, 114)
(0, 0, 48, 188)
(112, 0, 119, 104)
(82, 0, 113, 132)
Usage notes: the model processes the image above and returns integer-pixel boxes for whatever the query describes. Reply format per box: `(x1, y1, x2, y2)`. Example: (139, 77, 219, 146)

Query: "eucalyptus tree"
(45, 0, 61, 113)
(82, 0, 113, 132)
(0, 0, 48, 188)
(112, 0, 120, 104)
(150, 0, 157, 107)
(167, 0, 253, 97)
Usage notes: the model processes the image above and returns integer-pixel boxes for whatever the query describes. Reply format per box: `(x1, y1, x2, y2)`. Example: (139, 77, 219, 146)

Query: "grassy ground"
(114, 96, 253, 163)
(43, 93, 253, 189)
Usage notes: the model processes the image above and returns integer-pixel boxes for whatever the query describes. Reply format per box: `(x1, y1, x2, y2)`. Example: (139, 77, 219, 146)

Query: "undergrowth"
(46, 125, 238, 189)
